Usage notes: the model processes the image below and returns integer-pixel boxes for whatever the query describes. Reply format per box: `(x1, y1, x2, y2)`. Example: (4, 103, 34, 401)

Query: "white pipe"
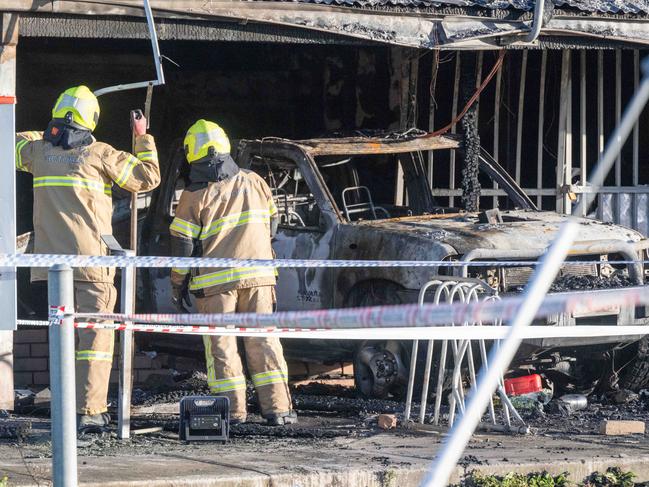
(94, 0, 165, 97)
(524, 0, 545, 43)
(420, 57, 649, 487)
(143, 0, 165, 85)
(94, 80, 161, 97)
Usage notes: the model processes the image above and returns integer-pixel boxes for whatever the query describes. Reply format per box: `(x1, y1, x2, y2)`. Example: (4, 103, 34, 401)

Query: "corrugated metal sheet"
(598, 191, 649, 236)
(271, 0, 649, 14)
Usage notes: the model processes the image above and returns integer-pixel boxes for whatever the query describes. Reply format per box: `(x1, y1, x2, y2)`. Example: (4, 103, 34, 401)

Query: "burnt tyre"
(345, 280, 411, 399)
(613, 337, 649, 391)
(543, 338, 649, 395)
(354, 340, 410, 399)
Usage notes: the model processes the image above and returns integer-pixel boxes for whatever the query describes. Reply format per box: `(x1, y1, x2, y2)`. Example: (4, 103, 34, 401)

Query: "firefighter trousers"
(74, 281, 117, 415)
(197, 286, 292, 420)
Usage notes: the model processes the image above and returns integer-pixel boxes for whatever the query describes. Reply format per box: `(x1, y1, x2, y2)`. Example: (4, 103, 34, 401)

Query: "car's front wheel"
(345, 280, 411, 399)
(354, 340, 410, 399)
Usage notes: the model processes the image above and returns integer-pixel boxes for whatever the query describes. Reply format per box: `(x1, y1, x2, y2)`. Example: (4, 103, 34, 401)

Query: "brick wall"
(13, 328, 206, 389)
(13, 329, 352, 389)
(14, 328, 50, 387)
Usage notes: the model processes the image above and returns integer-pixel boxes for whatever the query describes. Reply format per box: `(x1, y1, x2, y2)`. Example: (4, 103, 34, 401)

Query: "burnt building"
(2, 0, 649, 394)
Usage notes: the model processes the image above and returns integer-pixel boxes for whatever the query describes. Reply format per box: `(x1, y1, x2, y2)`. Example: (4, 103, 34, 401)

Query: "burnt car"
(140, 132, 649, 398)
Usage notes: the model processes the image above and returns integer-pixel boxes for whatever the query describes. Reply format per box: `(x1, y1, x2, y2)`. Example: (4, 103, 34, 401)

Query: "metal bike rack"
(403, 277, 527, 433)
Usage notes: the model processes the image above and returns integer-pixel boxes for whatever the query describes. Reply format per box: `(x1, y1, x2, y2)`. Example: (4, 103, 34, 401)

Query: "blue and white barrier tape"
(0, 253, 647, 268)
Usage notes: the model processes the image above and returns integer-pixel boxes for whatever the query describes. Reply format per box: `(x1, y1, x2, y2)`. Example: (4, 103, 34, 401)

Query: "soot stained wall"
(15, 37, 393, 232)
(17, 38, 392, 153)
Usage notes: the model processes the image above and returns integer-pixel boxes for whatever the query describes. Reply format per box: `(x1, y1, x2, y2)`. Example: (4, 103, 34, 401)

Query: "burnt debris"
(549, 274, 634, 293)
(460, 53, 481, 213)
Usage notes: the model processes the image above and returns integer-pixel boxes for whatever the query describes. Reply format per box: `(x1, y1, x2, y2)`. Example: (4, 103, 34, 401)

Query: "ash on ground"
(4, 376, 649, 460)
(525, 390, 649, 436)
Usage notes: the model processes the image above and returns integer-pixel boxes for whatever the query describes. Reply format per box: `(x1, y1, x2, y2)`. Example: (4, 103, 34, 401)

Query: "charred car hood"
(356, 210, 644, 255)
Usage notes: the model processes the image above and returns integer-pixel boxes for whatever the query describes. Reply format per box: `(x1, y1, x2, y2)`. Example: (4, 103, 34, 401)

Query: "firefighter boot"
(77, 412, 111, 434)
(265, 410, 298, 426)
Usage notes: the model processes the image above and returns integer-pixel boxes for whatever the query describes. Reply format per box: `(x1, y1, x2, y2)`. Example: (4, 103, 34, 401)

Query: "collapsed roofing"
(2, 0, 649, 49)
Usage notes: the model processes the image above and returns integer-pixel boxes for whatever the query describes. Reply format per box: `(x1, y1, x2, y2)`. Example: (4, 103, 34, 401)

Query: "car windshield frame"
(237, 135, 537, 226)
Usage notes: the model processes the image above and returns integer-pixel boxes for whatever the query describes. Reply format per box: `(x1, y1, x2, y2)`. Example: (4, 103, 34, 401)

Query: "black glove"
(172, 280, 192, 312)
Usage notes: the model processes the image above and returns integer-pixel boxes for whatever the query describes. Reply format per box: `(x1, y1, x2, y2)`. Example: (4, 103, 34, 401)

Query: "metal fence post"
(48, 264, 78, 487)
(0, 13, 20, 411)
(118, 250, 135, 439)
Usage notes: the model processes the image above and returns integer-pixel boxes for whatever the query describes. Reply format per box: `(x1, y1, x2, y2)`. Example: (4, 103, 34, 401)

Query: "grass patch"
(461, 471, 570, 487)
(458, 468, 640, 487)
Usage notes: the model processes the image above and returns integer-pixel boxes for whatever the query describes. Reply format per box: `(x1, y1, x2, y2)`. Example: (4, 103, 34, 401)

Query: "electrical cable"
(429, 51, 506, 137)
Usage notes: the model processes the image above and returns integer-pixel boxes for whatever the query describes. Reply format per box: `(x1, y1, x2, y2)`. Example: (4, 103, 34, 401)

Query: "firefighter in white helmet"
(169, 119, 295, 425)
(15, 85, 161, 432)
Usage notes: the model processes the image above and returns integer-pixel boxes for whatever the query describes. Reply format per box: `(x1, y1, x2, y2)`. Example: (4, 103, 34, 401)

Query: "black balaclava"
(188, 150, 240, 189)
(43, 113, 93, 150)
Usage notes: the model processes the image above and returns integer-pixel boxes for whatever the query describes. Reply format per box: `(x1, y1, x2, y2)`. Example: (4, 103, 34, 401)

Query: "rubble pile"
(524, 389, 649, 435)
(0, 419, 31, 440)
(550, 274, 634, 293)
(131, 371, 209, 407)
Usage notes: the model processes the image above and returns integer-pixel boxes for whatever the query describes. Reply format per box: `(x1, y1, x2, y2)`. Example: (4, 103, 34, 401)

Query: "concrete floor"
(2, 414, 649, 486)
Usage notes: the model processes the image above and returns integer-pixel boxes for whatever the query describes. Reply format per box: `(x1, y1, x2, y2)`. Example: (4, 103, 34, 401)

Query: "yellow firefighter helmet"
(51, 85, 100, 132)
(184, 119, 231, 163)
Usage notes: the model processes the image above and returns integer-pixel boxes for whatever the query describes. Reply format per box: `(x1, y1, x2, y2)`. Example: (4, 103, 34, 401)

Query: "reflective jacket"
(169, 168, 277, 296)
(16, 131, 160, 282)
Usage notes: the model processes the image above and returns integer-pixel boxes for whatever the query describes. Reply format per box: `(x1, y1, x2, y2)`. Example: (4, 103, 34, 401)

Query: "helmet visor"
(54, 94, 98, 125)
(191, 129, 227, 157)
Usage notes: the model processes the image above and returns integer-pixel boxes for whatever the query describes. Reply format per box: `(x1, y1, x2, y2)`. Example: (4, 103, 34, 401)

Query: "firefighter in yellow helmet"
(169, 120, 295, 425)
(15, 85, 161, 432)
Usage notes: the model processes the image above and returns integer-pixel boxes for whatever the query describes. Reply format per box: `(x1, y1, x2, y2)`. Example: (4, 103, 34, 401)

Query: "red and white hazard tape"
(67, 286, 649, 329)
(28, 286, 648, 339)
(19, 318, 649, 340)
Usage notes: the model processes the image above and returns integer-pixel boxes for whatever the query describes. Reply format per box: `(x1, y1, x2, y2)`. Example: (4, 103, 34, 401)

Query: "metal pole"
(48, 265, 77, 487)
(118, 250, 135, 439)
(556, 50, 571, 214)
(598, 51, 604, 158)
(93, 0, 165, 97)
(421, 56, 649, 487)
(615, 49, 622, 186)
(427, 53, 438, 190)
(515, 50, 527, 185)
(537, 50, 546, 209)
(143, 0, 165, 85)
(580, 51, 587, 217)
(523, 0, 545, 43)
(418, 340, 434, 424)
(565, 63, 573, 216)
(633, 50, 640, 187)
(449, 53, 461, 208)
(474, 52, 483, 123)
(0, 13, 19, 411)
(493, 54, 502, 209)
(403, 340, 419, 422)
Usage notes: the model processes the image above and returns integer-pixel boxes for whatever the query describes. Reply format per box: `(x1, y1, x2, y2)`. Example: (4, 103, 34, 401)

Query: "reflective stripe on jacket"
(169, 169, 277, 296)
(16, 131, 160, 283)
